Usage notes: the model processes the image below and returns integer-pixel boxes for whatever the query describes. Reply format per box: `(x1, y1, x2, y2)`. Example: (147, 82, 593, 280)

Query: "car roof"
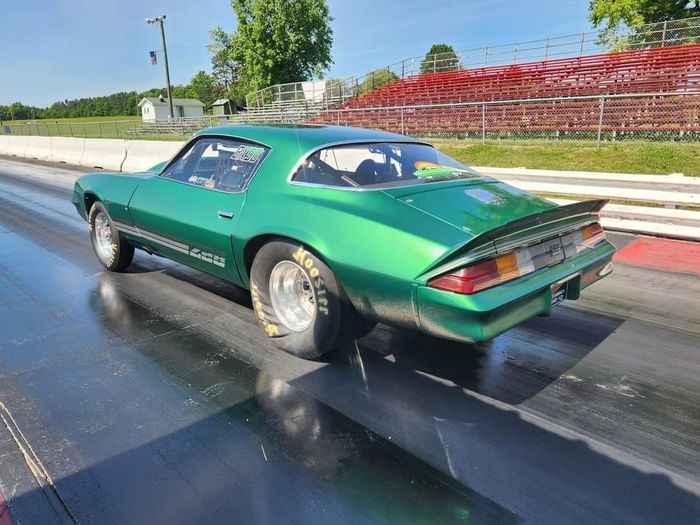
(195, 124, 424, 153)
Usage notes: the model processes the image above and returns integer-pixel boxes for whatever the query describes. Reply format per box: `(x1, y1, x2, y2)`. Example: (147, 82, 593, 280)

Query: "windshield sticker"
(230, 145, 265, 163)
(188, 175, 211, 185)
(414, 160, 442, 171)
(413, 160, 476, 179)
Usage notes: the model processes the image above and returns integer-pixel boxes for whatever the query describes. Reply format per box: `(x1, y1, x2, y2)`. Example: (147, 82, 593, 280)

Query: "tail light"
(428, 222, 606, 295)
(428, 252, 524, 294)
(580, 222, 605, 248)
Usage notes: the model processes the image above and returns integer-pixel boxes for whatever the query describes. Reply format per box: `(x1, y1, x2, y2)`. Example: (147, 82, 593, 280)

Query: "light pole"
(146, 15, 174, 119)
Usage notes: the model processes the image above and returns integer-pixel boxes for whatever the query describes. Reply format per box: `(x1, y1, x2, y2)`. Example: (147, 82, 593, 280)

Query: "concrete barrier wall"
(80, 138, 127, 171)
(122, 140, 183, 173)
(2, 134, 698, 239)
(5, 136, 31, 157)
(24, 136, 53, 161)
(49, 137, 86, 166)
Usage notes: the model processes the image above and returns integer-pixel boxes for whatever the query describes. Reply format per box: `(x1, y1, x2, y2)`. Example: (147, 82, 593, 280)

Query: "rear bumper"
(414, 240, 615, 343)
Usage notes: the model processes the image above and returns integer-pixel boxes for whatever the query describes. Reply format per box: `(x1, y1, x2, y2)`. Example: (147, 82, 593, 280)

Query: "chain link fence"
(3, 93, 700, 144)
(311, 93, 700, 143)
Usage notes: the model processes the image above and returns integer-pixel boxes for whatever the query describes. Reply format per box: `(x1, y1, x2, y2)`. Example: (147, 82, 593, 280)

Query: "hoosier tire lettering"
(250, 282, 280, 337)
(249, 240, 348, 359)
(292, 246, 329, 315)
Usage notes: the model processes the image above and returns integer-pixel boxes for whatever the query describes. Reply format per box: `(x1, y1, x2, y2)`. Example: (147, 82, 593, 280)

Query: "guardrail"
(0, 136, 698, 240)
(475, 167, 700, 240)
(475, 166, 700, 207)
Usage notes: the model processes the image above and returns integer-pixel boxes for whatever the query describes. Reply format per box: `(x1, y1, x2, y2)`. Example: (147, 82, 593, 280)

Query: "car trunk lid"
(382, 181, 607, 277)
(383, 180, 556, 238)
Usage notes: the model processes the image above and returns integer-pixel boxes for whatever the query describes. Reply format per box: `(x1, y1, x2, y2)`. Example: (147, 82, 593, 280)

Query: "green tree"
(229, 0, 333, 94)
(188, 71, 219, 108)
(171, 84, 195, 99)
(420, 44, 460, 74)
(357, 69, 399, 97)
(589, 0, 700, 48)
(207, 27, 242, 98)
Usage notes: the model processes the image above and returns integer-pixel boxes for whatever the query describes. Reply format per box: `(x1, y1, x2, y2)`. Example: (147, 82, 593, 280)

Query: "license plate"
(551, 276, 574, 306)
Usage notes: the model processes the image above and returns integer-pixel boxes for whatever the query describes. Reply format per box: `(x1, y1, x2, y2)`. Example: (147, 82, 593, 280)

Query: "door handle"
(218, 210, 234, 219)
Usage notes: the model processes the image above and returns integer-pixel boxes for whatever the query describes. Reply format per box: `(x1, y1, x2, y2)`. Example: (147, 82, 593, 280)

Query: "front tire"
(88, 201, 134, 271)
(250, 241, 358, 359)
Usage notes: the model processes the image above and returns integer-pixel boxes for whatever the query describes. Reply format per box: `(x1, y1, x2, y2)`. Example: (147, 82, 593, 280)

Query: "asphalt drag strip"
(0, 163, 698, 524)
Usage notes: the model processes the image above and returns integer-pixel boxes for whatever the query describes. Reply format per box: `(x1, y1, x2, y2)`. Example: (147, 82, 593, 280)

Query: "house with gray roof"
(138, 97, 205, 121)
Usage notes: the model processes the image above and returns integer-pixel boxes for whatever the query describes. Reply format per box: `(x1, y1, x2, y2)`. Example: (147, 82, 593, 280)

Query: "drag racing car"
(73, 124, 616, 358)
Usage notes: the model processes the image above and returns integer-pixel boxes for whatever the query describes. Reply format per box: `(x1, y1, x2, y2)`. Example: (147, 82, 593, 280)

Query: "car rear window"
(292, 142, 483, 189)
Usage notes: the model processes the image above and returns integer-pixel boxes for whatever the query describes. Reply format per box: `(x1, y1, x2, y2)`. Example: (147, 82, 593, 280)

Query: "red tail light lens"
(428, 252, 521, 294)
(428, 222, 606, 295)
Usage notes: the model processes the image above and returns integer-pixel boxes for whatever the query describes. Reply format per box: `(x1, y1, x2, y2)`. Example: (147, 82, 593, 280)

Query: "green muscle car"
(73, 125, 615, 358)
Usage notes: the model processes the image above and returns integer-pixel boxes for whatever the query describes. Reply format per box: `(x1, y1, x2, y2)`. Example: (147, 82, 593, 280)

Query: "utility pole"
(146, 15, 174, 119)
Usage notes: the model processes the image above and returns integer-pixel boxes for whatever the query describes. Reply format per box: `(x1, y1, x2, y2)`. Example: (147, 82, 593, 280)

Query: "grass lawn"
(1, 115, 140, 125)
(1, 116, 187, 140)
(434, 140, 700, 176)
(2, 119, 698, 175)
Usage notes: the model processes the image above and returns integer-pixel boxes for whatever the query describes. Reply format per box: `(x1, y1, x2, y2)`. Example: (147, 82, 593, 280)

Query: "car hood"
(382, 180, 556, 238)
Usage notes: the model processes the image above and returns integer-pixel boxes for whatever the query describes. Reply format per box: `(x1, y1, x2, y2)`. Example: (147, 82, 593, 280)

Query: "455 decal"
(113, 221, 227, 269)
(189, 247, 226, 268)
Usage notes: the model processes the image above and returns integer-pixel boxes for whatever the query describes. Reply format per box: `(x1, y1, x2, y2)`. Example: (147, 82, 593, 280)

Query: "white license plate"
(550, 275, 576, 307)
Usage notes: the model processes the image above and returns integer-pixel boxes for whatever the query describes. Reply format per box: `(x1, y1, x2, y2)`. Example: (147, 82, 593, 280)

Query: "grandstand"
(331, 44, 700, 107)
(243, 17, 700, 140)
(309, 43, 700, 139)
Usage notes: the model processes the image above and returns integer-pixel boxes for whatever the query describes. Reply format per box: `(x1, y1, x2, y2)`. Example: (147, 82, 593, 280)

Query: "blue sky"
(1, 0, 593, 107)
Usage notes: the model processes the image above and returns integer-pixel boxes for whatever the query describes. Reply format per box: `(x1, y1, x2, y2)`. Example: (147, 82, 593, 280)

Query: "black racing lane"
(0, 164, 698, 524)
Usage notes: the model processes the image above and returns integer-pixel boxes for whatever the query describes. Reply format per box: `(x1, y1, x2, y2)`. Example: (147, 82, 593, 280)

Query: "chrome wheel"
(269, 261, 316, 332)
(94, 212, 113, 261)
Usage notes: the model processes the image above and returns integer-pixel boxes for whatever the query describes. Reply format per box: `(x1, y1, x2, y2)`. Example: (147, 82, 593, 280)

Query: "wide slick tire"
(88, 201, 134, 271)
(250, 241, 359, 359)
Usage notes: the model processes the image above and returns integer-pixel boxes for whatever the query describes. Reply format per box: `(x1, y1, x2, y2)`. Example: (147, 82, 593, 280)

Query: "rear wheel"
(250, 241, 365, 359)
(88, 201, 134, 271)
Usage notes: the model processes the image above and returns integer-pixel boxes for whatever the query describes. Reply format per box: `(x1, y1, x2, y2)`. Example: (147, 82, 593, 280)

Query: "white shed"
(138, 97, 205, 121)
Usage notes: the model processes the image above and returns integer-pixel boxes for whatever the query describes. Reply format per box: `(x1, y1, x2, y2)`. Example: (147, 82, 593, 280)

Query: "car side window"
(161, 137, 269, 193)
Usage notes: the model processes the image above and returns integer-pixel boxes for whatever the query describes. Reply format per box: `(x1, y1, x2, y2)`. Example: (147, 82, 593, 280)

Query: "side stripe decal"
(112, 221, 225, 267)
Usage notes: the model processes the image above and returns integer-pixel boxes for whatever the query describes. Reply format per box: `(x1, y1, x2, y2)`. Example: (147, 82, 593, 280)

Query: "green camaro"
(73, 125, 615, 358)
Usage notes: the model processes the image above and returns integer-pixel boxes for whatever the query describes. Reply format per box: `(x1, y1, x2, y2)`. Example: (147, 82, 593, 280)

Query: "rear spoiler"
(422, 199, 608, 278)
(467, 199, 606, 251)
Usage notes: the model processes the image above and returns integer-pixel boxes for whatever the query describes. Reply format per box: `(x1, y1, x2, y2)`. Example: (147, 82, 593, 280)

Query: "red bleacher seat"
(309, 43, 700, 136)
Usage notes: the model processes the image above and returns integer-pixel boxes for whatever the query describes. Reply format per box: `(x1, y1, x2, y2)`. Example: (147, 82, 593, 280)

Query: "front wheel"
(250, 241, 360, 359)
(88, 201, 134, 271)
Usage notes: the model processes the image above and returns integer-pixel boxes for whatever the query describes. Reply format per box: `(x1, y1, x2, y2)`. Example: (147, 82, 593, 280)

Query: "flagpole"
(146, 15, 174, 120)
